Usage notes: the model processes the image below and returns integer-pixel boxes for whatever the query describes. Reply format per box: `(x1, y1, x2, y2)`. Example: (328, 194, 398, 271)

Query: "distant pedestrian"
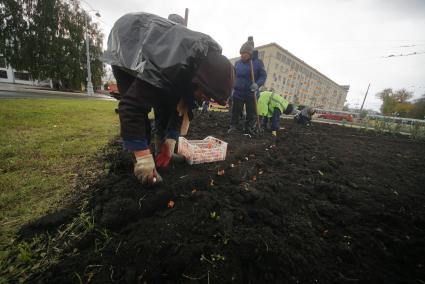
(201, 100, 209, 114)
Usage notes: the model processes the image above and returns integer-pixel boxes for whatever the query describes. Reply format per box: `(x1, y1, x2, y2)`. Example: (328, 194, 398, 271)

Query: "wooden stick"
(249, 59, 260, 129)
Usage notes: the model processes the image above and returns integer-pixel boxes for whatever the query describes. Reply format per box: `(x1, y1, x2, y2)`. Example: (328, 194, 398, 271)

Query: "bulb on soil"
(167, 200, 175, 208)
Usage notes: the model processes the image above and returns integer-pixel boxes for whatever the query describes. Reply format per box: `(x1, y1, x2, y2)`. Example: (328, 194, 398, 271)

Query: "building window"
(0, 70, 7, 79)
(14, 72, 30, 81)
(0, 57, 6, 68)
(276, 52, 282, 61)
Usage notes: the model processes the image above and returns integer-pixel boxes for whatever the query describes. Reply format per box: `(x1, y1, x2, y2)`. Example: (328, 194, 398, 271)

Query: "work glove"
(155, 138, 177, 168)
(134, 154, 163, 185)
(250, 83, 259, 93)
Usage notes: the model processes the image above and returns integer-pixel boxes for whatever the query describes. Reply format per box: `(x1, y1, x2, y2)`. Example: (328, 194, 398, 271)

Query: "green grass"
(0, 99, 119, 247)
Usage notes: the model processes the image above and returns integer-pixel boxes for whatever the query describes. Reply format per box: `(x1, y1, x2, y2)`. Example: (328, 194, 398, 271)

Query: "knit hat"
(239, 38, 254, 56)
(192, 51, 235, 106)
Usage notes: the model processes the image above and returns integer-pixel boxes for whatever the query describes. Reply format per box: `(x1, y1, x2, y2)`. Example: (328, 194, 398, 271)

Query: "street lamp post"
(84, 11, 100, 95)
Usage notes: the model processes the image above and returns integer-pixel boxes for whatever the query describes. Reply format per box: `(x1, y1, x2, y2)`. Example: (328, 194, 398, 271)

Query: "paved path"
(0, 83, 114, 100)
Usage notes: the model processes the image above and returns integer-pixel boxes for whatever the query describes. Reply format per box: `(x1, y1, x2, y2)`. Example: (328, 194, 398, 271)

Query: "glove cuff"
(136, 153, 154, 164)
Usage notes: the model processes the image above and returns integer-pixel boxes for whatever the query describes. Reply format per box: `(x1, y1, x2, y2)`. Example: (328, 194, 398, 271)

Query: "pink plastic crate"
(177, 136, 228, 165)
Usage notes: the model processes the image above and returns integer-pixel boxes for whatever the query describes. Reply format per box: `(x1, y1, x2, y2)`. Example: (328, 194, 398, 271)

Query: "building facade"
(231, 43, 349, 111)
(0, 55, 50, 86)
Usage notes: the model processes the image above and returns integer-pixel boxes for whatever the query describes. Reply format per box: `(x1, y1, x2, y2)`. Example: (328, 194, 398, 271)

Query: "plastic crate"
(177, 136, 228, 165)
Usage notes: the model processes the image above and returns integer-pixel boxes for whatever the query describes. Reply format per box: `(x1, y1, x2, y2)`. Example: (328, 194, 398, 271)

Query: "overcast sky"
(84, 0, 425, 111)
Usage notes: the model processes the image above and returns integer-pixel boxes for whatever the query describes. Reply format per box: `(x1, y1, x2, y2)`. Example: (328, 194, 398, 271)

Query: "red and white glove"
(134, 151, 163, 185)
(155, 139, 176, 168)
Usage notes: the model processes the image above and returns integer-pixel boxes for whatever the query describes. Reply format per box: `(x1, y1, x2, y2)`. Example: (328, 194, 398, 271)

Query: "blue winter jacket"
(232, 58, 267, 100)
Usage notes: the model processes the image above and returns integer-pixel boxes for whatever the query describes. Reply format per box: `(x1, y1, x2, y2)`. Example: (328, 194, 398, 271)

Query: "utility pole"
(359, 83, 370, 113)
(184, 8, 189, 27)
(85, 13, 94, 95)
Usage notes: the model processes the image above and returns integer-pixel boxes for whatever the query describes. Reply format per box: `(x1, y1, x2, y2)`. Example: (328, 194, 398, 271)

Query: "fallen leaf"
(259, 170, 263, 175)
(217, 169, 225, 176)
(167, 200, 175, 208)
(245, 157, 249, 161)
(252, 176, 257, 181)
(230, 163, 235, 168)
(210, 179, 214, 186)
(191, 189, 197, 194)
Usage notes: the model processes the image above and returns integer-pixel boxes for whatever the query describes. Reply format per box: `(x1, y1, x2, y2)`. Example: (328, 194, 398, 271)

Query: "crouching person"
(101, 12, 234, 186)
(294, 107, 316, 126)
(257, 90, 293, 136)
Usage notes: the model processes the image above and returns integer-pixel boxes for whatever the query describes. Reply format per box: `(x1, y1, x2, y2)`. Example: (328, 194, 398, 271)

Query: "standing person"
(101, 12, 234, 186)
(257, 90, 294, 136)
(201, 100, 210, 114)
(294, 107, 316, 126)
(228, 37, 267, 134)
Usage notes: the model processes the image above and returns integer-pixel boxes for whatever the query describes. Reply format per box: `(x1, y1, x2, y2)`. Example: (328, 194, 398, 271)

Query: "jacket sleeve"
(255, 61, 267, 87)
(118, 79, 156, 149)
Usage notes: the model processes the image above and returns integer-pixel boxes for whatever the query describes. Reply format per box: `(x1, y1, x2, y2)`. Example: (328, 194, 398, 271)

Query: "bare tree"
(393, 88, 413, 103)
(375, 88, 393, 100)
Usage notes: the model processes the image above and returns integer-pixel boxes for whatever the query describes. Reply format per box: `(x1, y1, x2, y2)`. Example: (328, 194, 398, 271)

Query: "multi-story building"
(230, 42, 349, 111)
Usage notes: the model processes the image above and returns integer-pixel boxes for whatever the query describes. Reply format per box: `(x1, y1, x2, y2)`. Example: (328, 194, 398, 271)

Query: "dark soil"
(24, 112, 425, 283)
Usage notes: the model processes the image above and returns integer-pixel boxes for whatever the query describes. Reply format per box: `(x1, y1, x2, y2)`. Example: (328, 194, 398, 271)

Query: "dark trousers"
(261, 108, 281, 131)
(295, 114, 311, 125)
(231, 95, 255, 130)
(271, 108, 281, 131)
